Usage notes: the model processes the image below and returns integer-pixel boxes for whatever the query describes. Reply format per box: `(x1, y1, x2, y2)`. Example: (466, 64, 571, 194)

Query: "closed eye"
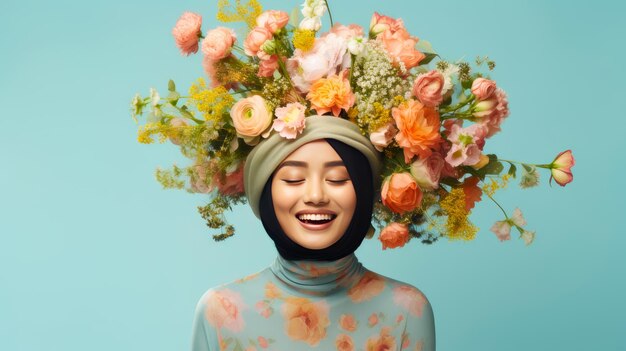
(282, 179, 304, 184)
(327, 179, 350, 184)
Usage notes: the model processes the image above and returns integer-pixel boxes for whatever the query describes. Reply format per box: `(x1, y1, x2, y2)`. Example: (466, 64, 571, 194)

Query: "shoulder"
(365, 269, 433, 318)
(195, 267, 269, 307)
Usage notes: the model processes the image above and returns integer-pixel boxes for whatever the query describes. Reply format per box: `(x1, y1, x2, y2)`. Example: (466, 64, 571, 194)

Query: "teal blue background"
(1, 0, 624, 350)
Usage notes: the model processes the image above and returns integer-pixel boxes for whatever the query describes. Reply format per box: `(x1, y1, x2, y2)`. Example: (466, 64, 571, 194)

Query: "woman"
(191, 116, 435, 351)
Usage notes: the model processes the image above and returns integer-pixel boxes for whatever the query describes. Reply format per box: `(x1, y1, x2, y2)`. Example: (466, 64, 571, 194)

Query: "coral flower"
(379, 222, 410, 250)
(282, 297, 330, 346)
(172, 12, 202, 55)
(202, 27, 236, 60)
(307, 71, 355, 117)
(549, 150, 575, 186)
(339, 314, 358, 332)
(381, 172, 423, 214)
(365, 327, 397, 351)
(392, 99, 442, 163)
(348, 271, 386, 303)
(336, 334, 355, 351)
(378, 27, 425, 70)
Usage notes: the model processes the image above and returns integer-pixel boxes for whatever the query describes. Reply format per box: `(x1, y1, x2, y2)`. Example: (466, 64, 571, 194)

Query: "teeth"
(297, 213, 334, 221)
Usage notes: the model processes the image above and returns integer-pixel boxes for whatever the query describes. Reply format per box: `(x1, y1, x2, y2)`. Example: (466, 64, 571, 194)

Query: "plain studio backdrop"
(1, 0, 624, 350)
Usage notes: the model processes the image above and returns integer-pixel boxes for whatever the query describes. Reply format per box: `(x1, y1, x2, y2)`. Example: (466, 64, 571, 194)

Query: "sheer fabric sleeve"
(405, 295, 436, 351)
(190, 292, 213, 351)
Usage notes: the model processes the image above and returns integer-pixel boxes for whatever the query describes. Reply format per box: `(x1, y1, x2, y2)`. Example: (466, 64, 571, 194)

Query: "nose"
(303, 178, 329, 205)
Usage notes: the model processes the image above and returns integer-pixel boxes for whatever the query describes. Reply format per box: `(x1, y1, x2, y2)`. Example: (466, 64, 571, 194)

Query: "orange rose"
(306, 71, 355, 117)
(348, 271, 385, 303)
(392, 99, 442, 163)
(365, 327, 397, 351)
(336, 334, 355, 351)
(381, 173, 423, 214)
(379, 222, 410, 249)
(282, 297, 330, 346)
(339, 314, 358, 332)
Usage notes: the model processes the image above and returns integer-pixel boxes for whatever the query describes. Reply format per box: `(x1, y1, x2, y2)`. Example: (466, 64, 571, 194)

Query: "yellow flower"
(293, 29, 316, 52)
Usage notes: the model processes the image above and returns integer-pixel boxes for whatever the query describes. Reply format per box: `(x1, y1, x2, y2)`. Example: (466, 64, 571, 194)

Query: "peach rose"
(412, 70, 445, 107)
(307, 71, 355, 117)
(366, 327, 397, 351)
(471, 77, 497, 100)
(378, 28, 425, 70)
(379, 222, 410, 250)
(393, 285, 427, 317)
(256, 10, 289, 33)
(204, 289, 245, 332)
(339, 314, 358, 332)
(336, 334, 355, 351)
(244, 26, 273, 57)
(392, 99, 442, 163)
(172, 12, 202, 55)
(326, 23, 364, 40)
(369, 122, 398, 152)
(202, 27, 236, 60)
(381, 172, 423, 214)
(550, 149, 575, 186)
(409, 152, 444, 191)
(369, 12, 405, 38)
(230, 95, 272, 142)
(282, 297, 330, 346)
(258, 54, 280, 77)
(348, 271, 385, 303)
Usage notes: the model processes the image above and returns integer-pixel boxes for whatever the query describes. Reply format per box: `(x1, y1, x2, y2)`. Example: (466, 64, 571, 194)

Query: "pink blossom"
(201, 27, 236, 60)
(490, 220, 511, 241)
(471, 78, 497, 100)
(255, 301, 272, 318)
(258, 55, 280, 77)
(287, 33, 351, 92)
(473, 88, 510, 138)
(445, 123, 487, 167)
(550, 150, 575, 186)
(257, 336, 269, 348)
(256, 10, 289, 33)
(324, 23, 364, 40)
(244, 26, 273, 57)
(369, 122, 398, 151)
(272, 102, 307, 139)
(412, 70, 445, 107)
(172, 12, 202, 55)
(204, 289, 246, 332)
(369, 12, 405, 38)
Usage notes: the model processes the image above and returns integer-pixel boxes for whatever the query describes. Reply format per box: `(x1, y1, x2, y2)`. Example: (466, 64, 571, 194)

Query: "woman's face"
(271, 140, 357, 250)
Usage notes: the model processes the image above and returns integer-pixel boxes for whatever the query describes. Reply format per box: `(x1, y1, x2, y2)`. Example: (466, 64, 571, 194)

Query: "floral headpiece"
(131, 0, 575, 248)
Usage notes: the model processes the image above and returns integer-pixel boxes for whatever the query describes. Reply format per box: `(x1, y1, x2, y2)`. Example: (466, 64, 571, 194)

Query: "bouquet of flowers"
(131, 0, 575, 247)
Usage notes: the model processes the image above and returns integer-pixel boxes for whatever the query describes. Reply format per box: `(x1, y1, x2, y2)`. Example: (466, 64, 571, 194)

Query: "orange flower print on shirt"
(204, 289, 245, 332)
(339, 314, 358, 332)
(281, 297, 330, 346)
(335, 333, 355, 351)
(367, 313, 379, 327)
(392, 285, 427, 317)
(348, 271, 386, 303)
(365, 326, 397, 351)
(414, 339, 424, 351)
(401, 332, 410, 349)
(265, 282, 282, 299)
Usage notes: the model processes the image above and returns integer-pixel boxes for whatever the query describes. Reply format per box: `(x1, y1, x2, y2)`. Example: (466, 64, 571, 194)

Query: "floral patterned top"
(191, 253, 435, 351)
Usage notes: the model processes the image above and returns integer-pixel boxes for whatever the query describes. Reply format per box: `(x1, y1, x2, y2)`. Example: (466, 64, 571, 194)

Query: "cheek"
(271, 182, 300, 213)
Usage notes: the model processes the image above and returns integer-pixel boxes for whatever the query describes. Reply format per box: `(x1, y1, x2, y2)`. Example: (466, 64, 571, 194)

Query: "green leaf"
(168, 79, 176, 92)
(482, 154, 503, 175)
(167, 91, 180, 106)
(416, 39, 436, 55)
(508, 163, 517, 178)
(420, 52, 439, 66)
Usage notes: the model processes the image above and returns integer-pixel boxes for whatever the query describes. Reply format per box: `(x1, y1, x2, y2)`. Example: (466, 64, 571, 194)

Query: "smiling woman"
(191, 116, 436, 351)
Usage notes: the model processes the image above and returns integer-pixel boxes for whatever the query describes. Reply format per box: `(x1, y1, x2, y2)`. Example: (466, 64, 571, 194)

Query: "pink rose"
(369, 122, 398, 151)
(473, 88, 509, 138)
(325, 23, 364, 40)
(379, 222, 410, 250)
(412, 70, 445, 107)
(410, 152, 444, 191)
(258, 55, 280, 77)
(471, 78, 497, 100)
(230, 95, 272, 142)
(244, 26, 273, 57)
(272, 102, 306, 139)
(201, 27, 236, 60)
(549, 150, 575, 186)
(172, 12, 202, 55)
(369, 12, 405, 38)
(211, 161, 245, 195)
(378, 27, 425, 70)
(256, 10, 289, 33)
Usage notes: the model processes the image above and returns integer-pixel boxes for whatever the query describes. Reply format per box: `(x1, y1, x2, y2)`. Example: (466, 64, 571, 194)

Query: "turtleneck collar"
(270, 253, 366, 296)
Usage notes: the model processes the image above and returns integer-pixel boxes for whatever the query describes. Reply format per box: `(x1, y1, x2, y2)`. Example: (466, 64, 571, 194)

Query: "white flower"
(490, 221, 511, 242)
(150, 88, 160, 106)
(521, 230, 535, 245)
(439, 63, 459, 95)
(299, 17, 322, 31)
(130, 93, 145, 122)
(510, 208, 527, 227)
(348, 36, 366, 56)
(520, 165, 540, 188)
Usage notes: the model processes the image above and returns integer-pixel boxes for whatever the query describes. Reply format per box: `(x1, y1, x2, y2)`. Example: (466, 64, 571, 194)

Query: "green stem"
(499, 159, 553, 169)
(324, 0, 334, 27)
(485, 192, 509, 220)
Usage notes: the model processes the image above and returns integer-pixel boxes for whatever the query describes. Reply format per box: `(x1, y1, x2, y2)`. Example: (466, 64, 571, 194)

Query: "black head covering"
(259, 139, 375, 261)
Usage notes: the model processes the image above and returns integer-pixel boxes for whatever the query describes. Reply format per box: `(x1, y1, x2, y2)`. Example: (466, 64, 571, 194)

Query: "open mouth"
(296, 213, 337, 225)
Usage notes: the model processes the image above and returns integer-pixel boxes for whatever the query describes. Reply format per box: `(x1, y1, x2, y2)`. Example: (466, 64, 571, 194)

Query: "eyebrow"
(276, 160, 345, 171)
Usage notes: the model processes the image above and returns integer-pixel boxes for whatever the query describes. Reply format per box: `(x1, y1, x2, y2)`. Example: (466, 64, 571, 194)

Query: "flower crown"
(131, 0, 575, 248)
